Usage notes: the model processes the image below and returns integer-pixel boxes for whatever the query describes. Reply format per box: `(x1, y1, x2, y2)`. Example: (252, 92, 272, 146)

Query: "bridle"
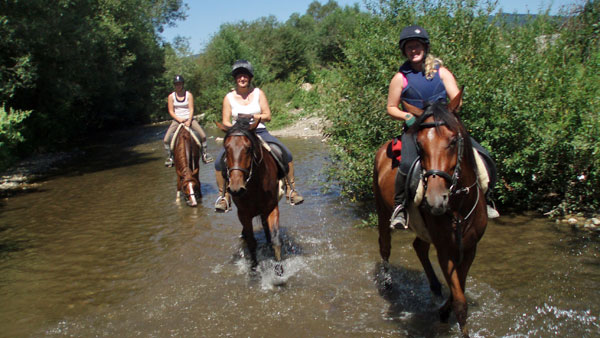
(181, 178, 200, 203)
(418, 114, 481, 265)
(223, 130, 262, 186)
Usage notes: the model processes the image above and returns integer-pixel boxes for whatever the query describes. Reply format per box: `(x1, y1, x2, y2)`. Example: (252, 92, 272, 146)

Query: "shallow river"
(0, 125, 598, 337)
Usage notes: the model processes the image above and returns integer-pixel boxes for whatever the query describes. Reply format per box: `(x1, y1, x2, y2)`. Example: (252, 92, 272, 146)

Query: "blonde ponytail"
(424, 54, 443, 80)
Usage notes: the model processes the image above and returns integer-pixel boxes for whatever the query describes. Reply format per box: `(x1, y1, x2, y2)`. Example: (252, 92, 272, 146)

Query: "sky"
(161, 0, 582, 54)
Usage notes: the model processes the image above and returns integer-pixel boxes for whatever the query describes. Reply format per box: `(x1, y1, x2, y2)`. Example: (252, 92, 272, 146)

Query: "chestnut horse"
(216, 118, 283, 274)
(173, 125, 201, 207)
(373, 92, 487, 337)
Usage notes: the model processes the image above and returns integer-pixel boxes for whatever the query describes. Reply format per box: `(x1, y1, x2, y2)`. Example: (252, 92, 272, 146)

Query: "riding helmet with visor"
(231, 59, 254, 78)
(398, 25, 430, 54)
(173, 75, 184, 84)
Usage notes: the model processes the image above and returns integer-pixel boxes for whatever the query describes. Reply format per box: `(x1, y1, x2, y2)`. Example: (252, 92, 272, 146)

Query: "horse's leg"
(455, 246, 477, 337)
(261, 216, 272, 244)
(375, 192, 392, 264)
(413, 238, 442, 296)
(266, 207, 283, 276)
(437, 251, 470, 337)
(239, 213, 258, 269)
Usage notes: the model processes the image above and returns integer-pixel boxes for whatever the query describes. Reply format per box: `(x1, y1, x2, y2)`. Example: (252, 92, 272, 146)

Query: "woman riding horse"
(163, 75, 213, 167)
(375, 90, 491, 337)
(214, 60, 304, 212)
(386, 25, 499, 229)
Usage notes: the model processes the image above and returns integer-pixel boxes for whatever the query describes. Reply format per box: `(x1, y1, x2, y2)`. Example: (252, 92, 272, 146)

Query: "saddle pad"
(391, 138, 402, 162)
(170, 124, 202, 150)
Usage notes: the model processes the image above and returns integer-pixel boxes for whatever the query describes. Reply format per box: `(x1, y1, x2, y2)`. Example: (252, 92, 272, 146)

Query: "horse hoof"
(274, 263, 284, 276)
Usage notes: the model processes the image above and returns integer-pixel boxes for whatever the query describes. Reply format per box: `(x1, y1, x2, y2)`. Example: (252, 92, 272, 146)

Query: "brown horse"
(216, 118, 284, 274)
(373, 91, 487, 337)
(173, 125, 201, 207)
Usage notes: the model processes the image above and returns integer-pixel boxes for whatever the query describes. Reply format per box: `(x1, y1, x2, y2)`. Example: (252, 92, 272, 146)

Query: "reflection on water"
(0, 125, 598, 337)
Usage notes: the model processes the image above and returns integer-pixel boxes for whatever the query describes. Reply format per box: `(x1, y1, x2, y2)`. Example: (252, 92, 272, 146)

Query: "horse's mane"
(411, 101, 476, 169)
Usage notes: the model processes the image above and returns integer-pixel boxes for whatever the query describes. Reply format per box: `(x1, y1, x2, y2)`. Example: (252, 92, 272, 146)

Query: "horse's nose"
(228, 186, 247, 197)
(426, 189, 449, 215)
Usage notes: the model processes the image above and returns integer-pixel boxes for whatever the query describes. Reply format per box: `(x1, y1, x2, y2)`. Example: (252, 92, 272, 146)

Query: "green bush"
(321, 0, 600, 213)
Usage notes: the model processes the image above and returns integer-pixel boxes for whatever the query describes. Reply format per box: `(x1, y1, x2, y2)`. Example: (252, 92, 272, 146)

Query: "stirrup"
(487, 204, 500, 219)
(390, 205, 408, 229)
(214, 195, 231, 212)
(164, 158, 173, 167)
(287, 189, 304, 205)
(202, 152, 214, 164)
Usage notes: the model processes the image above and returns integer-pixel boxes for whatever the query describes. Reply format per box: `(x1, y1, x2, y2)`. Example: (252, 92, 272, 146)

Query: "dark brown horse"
(173, 125, 201, 207)
(216, 118, 284, 274)
(373, 91, 487, 337)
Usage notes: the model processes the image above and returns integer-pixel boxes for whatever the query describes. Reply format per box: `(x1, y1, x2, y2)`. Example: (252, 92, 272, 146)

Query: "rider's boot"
(214, 170, 231, 212)
(390, 171, 408, 229)
(164, 145, 174, 167)
(285, 162, 304, 205)
(201, 143, 214, 164)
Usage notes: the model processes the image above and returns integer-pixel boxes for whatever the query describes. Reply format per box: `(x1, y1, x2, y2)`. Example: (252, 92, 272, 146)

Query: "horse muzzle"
(228, 185, 247, 197)
(424, 184, 450, 215)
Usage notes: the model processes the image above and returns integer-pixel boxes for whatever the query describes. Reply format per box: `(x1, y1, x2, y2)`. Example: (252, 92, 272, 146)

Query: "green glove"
(405, 115, 416, 127)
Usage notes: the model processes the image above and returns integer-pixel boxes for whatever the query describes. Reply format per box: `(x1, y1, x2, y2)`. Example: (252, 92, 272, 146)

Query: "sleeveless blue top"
(399, 61, 447, 109)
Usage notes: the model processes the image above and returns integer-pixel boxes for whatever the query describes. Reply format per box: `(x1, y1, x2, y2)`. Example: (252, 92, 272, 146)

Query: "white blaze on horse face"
(427, 128, 436, 141)
(188, 182, 197, 206)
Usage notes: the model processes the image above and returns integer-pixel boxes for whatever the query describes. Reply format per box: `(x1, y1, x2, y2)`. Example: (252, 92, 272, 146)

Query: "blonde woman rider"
(387, 25, 499, 228)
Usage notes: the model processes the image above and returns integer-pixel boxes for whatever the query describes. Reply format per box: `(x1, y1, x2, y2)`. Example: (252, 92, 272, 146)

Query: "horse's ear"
(401, 100, 424, 116)
(448, 88, 463, 113)
(249, 118, 261, 131)
(215, 121, 229, 133)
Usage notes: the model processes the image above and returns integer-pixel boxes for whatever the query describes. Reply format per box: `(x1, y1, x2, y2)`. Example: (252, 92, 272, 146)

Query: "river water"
(0, 125, 598, 337)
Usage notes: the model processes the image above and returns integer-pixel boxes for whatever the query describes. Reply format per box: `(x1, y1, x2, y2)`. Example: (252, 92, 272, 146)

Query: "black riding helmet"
(173, 74, 184, 84)
(398, 25, 430, 54)
(231, 59, 254, 78)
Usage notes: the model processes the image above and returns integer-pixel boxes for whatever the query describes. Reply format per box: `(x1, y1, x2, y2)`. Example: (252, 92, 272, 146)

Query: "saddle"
(218, 135, 288, 180)
(170, 124, 202, 150)
(256, 135, 288, 179)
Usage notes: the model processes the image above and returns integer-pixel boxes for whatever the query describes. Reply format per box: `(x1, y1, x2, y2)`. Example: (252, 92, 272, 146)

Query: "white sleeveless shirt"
(171, 91, 191, 119)
(226, 88, 266, 129)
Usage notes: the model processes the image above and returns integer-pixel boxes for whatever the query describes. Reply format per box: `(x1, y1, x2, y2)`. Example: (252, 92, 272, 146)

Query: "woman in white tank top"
(162, 75, 213, 167)
(214, 60, 304, 211)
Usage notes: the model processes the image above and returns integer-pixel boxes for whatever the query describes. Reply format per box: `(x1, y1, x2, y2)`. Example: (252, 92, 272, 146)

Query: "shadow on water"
(373, 261, 460, 337)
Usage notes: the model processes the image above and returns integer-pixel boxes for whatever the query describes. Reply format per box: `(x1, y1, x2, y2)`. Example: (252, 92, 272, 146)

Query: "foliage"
(321, 0, 600, 213)
(0, 0, 185, 167)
